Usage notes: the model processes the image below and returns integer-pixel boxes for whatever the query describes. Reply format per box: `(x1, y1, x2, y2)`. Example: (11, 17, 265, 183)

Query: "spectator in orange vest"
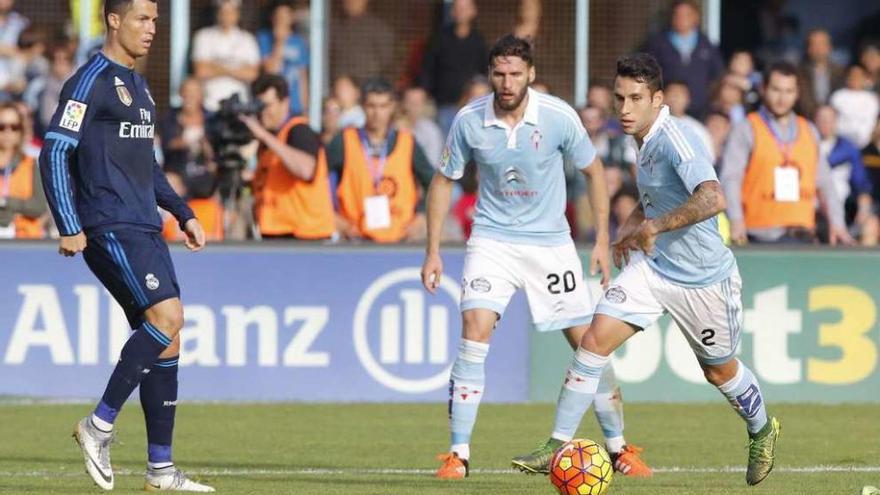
(240, 73, 335, 240)
(328, 78, 434, 243)
(0, 101, 46, 239)
(720, 62, 852, 245)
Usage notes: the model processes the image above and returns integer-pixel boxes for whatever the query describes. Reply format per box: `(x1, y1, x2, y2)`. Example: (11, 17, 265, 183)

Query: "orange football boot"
(612, 444, 653, 477)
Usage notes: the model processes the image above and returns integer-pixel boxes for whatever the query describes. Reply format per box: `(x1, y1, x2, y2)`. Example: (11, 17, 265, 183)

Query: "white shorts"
(460, 236, 594, 331)
(595, 253, 743, 365)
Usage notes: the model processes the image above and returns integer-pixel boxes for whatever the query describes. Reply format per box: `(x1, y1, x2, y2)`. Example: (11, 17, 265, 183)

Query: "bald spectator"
(192, 0, 260, 111)
(797, 29, 845, 118)
(420, 0, 488, 134)
(330, 0, 394, 82)
(645, 0, 724, 118)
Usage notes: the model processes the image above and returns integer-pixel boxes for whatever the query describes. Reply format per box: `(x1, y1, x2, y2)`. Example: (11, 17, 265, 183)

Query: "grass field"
(0, 402, 877, 494)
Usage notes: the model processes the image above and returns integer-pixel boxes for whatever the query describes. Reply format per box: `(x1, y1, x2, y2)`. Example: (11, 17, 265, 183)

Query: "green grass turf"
(0, 402, 877, 494)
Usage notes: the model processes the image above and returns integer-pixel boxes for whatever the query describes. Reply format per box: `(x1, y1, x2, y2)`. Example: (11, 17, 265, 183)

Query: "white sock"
(90, 414, 113, 433)
(450, 443, 470, 461)
(148, 461, 174, 470)
(605, 436, 626, 454)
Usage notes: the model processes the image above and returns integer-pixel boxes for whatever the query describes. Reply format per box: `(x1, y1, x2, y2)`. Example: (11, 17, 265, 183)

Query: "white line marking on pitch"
(2, 466, 880, 477)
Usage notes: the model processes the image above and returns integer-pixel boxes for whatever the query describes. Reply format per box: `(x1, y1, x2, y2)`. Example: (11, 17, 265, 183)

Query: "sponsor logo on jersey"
(119, 122, 155, 139)
(605, 286, 627, 304)
(500, 166, 538, 198)
(145, 273, 160, 291)
(59, 100, 87, 132)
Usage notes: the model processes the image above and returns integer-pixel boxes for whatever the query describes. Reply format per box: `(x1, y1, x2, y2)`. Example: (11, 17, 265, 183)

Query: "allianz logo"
(353, 268, 460, 394)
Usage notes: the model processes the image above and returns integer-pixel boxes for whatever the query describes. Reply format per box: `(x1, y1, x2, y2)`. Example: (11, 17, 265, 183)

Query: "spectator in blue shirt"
(645, 0, 724, 118)
(258, 1, 309, 116)
(815, 104, 878, 245)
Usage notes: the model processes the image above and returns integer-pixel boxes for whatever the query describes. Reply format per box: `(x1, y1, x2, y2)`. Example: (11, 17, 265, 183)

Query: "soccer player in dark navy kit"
(39, 0, 213, 491)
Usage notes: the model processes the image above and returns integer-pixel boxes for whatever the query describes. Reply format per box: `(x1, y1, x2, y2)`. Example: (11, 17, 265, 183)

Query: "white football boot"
(144, 465, 215, 492)
(72, 417, 114, 490)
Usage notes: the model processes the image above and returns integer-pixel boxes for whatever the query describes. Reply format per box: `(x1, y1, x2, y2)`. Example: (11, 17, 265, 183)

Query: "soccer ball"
(549, 438, 613, 495)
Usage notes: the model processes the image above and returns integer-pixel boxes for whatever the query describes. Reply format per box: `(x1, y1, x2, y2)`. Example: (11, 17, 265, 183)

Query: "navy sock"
(93, 322, 171, 425)
(140, 356, 178, 465)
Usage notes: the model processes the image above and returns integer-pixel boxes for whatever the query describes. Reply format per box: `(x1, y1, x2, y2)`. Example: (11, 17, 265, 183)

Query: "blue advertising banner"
(0, 243, 529, 402)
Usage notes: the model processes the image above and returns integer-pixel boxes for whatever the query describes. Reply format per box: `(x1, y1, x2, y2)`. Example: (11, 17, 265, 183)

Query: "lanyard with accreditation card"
(358, 128, 394, 230)
(759, 109, 800, 203)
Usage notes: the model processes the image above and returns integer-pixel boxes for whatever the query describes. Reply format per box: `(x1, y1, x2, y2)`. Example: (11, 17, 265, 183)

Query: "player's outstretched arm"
(582, 156, 611, 287)
(421, 172, 454, 294)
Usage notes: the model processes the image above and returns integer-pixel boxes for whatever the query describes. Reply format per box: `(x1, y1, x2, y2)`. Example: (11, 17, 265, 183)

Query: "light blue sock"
(552, 347, 610, 441)
(593, 364, 626, 453)
(717, 360, 769, 435)
(448, 339, 489, 460)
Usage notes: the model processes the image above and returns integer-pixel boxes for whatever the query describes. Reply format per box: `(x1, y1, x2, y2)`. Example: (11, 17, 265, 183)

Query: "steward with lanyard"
(721, 62, 851, 245)
(0, 102, 46, 239)
(328, 78, 434, 242)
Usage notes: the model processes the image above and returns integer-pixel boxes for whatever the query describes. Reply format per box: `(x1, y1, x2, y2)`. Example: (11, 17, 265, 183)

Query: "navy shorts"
(84, 229, 181, 329)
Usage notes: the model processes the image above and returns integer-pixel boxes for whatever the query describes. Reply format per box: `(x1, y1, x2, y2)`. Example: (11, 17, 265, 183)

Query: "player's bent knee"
(144, 298, 185, 338)
(701, 359, 738, 386)
(159, 335, 181, 358)
(461, 309, 497, 343)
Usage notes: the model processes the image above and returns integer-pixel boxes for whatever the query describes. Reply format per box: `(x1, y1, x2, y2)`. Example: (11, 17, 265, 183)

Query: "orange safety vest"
(253, 116, 335, 239)
(162, 197, 224, 241)
(337, 128, 418, 243)
(742, 112, 817, 230)
(0, 155, 43, 238)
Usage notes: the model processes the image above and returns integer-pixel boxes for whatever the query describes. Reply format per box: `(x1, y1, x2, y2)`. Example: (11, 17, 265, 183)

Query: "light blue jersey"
(636, 106, 735, 287)
(440, 89, 596, 246)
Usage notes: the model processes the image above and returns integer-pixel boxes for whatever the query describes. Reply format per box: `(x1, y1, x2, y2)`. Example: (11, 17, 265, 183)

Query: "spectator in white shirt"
(192, 0, 260, 112)
(830, 64, 880, 149)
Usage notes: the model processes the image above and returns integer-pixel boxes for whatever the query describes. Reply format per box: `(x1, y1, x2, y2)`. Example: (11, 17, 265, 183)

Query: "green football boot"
(746, 417, 781, 485)
(511, 437, 565, 474)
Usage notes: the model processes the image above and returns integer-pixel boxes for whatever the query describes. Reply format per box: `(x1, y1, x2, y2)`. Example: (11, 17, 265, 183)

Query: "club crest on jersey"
(59, 100, 87, 132)
(145, 273, 160, 291)
(530, 128, 543, 150)
(116, 86, 133, 107)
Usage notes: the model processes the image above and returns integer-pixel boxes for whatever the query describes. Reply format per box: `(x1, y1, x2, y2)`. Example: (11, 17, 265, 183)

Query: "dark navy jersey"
(39, 52, 194, 237)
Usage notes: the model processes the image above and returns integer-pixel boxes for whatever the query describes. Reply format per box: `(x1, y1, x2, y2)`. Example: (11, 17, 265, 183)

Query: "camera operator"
(239, 74, 335, 240)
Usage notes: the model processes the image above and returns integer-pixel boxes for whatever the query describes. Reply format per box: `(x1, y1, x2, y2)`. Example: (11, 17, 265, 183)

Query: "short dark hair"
(616, 53, 663, 93)
(489, 34, 534, 67)
(764, 61, 799, 84)
(360, 78, 395, 101)
(252, 73, 290, 100)
(104, 0, 158, 28)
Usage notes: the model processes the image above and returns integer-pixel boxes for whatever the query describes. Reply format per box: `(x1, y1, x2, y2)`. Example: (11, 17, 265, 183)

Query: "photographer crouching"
(237, 74, 335, 240)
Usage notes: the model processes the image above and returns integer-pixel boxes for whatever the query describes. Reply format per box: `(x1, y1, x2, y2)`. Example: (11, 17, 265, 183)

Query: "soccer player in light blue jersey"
(512, 53, 781, 486)
(421, 35, 651, 479)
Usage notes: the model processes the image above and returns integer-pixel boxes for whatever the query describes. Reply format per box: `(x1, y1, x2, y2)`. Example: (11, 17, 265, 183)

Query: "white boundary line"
(2, 466, 879, 477)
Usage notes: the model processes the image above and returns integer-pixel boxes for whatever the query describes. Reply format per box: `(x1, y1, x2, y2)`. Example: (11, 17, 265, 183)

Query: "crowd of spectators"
(1, 0, 879, 247)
